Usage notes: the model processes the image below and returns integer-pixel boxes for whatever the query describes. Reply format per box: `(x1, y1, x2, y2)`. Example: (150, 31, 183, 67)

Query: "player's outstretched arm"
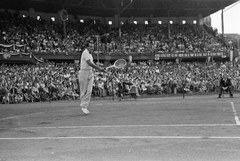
(86, 60, 107, 73)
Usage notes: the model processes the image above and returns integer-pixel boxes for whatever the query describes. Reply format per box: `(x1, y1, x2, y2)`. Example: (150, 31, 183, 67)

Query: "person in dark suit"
(0, 84, 8, 103)
(218, 73, 233, 98)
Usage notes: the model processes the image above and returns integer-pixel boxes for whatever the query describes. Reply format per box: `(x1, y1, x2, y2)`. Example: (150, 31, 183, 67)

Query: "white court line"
(1, 136, 240, 140)
(96, 99, 228, 106)
(2, 124, 237, 130)
(0, 112, 45, 121)
(230, 102, 240, 125)
(0, 116, 18, 121)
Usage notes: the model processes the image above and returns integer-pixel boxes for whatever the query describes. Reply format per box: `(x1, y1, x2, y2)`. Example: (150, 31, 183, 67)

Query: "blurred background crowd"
(1, 61, 240, 104)
(0, 10, 236, 55)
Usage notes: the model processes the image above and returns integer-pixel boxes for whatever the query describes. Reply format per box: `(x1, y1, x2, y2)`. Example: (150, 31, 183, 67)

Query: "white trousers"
(78, 70, 94, 109)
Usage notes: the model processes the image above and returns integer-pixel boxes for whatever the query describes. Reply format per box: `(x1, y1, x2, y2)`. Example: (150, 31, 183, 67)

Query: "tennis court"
(1, 93, 240, 161)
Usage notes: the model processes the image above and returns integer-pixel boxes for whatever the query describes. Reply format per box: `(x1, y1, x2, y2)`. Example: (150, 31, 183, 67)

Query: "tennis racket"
(106, 59, 127, 70)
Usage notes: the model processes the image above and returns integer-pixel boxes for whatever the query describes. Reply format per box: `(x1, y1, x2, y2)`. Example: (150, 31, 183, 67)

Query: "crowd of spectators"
(0, 62, 80, 104)
(0, 10, 234, 56)
(1, 61, 240, 104)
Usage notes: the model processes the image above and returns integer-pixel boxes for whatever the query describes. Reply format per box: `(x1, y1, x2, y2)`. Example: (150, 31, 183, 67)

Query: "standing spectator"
(9, 84, 18, 104)
(0, 84, 8, 103)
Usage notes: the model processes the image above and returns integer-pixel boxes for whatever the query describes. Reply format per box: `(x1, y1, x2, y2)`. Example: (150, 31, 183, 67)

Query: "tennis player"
(78, 42, 106, 115)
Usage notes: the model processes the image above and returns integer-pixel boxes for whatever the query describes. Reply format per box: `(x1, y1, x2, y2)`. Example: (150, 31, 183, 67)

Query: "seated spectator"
(15, 93, 23, 103)
(38, 84, 49, 102)
(48, 81, 59, 101)
(65, 84, 78, 100)
(31, 83, 40, 102)
(22, 85, 32, 103)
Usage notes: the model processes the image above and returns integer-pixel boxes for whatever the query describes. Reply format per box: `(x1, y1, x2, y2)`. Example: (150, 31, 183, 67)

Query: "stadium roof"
(1, 0, 238, 18)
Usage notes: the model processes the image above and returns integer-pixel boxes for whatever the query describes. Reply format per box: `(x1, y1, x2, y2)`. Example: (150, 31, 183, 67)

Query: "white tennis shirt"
(80, 49, 93, 70)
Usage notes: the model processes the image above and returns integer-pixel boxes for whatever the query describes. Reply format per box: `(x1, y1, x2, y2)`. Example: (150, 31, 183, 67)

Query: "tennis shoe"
(81, 108, 89, 115)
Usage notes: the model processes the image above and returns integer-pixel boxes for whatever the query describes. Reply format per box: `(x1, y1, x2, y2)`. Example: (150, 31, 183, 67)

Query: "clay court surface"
(1, 93, 240, 161)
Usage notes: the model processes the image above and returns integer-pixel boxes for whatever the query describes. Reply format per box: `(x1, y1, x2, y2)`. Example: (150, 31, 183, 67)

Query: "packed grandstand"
(0, 0, 240, 104)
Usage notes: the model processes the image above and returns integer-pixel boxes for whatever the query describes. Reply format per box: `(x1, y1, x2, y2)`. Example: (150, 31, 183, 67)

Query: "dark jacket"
(219, 78, 232, 88)
(0, 87, 7, 96)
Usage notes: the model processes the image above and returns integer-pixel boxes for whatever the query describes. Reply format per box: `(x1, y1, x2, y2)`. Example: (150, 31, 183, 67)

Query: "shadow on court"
(1, 94, 240, 161)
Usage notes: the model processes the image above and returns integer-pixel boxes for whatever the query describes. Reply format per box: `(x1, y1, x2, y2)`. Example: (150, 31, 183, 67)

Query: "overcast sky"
(211, 1, 240, 34)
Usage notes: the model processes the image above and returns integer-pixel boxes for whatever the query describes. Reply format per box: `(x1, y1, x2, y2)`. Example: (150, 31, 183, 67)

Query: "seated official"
(218, 73, 233, 98)
(116, 79, 133, 100)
